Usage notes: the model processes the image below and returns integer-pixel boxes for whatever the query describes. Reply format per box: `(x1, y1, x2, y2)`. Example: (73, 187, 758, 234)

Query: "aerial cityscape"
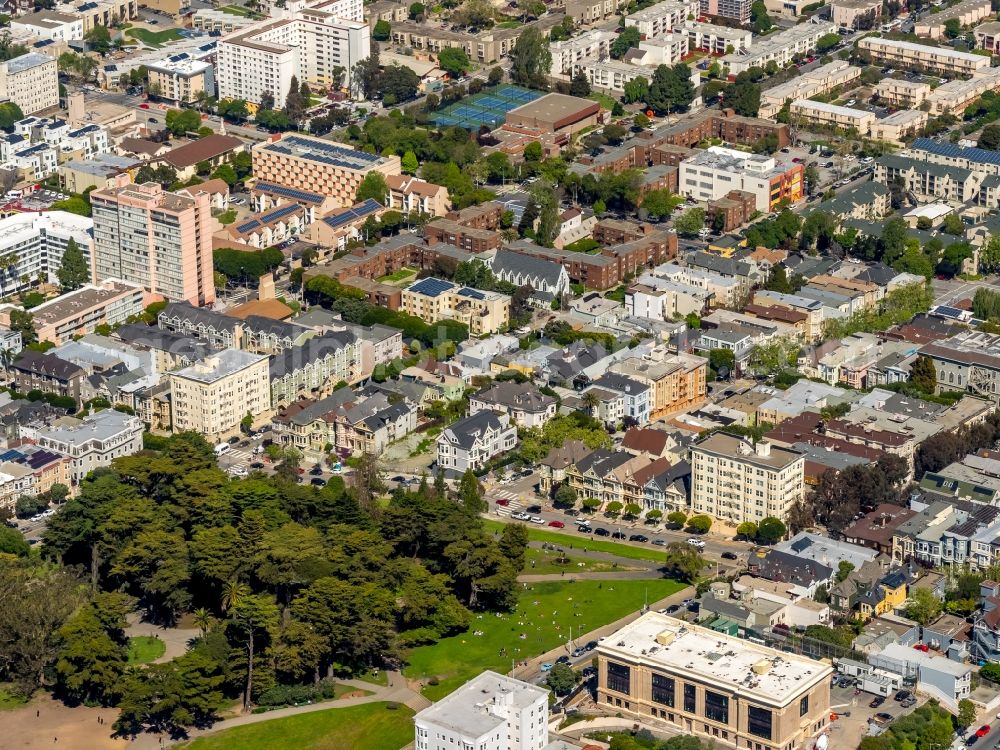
(6, 0, 1000, 748)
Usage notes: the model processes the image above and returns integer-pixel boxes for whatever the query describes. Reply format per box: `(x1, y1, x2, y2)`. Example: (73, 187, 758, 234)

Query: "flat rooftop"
(172, 348, 268, 384)
(507, 92, 600, 124)
(861, 36, 988, 63)
(414, 670, 546, 736)
(694, 431, 803, 469)
(4, 51, 56, 74)
(792, 99, 874, 118)
(29, 281, 141, 326)
(259, 134, 389, 171)
(599, 612, 833, 706)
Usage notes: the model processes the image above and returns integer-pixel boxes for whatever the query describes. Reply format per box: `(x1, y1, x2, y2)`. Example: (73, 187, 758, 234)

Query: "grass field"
(377, 267, 417, 283)
(220, 4, 253, 15)
(125, 27, 184, 47)
(0, 684, 28, 711)
(179, 702, 414, 750)
(405, 578, 685, 700)
(482, 519, 666, 563)
(523, 546, 641, 574)
(587, 92, 617, 111)
(128, 636, 166, 664)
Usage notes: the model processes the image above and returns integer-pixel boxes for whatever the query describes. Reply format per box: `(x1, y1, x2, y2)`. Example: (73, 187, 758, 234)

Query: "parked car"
(526, 505, 542, 514)
(894, 690, 911, 702)
(310, 478, 325, 487)
(571, 647, 587, 657)
(496, 498, 510, 507)
(556, 655, 571, 665)
(873, 712, 893, 725)
(686, 538, 706, 549)
(869, 696, 885, 708)
(548, 520, 565, 528)
(540, 663, 554, 672)
(722, 551, 738, 560)
(563, 508, 579, 517)
(529, 516, 545, 524)
(652, 539, 667, 546)
(611, 531, 627, 540)
(593, 528, 610, 536)
(309, 465, 323, 475)
(629, 534, 648, 543)
(511, 511, 531, 521)
(250, 462, 264, 469)
(584, 640, 598, 651)
(977, 726, 991, 738)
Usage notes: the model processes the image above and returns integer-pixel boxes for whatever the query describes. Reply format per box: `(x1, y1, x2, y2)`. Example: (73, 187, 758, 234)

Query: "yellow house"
(858, 569, 908, 621)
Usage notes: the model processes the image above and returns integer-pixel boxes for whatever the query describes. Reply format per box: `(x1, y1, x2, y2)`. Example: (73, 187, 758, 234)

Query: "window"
(800, 696, 809, 716)
(748, 706, 773, 740)
(652, 674, 675, 706)
(705, 691, 729, 724)
(607, 662, 631, 694)
(684, 683, 696, 713)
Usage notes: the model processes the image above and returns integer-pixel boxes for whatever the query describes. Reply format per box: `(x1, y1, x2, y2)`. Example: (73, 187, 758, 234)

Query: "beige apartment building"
(871, 109, 928, 144)
(0, 52, 59, 116)
(858, 36, 989, 76)
(565, 0, 624, 25)
(400, 277, 510, 335)
(690, 432, 804, 525)
(58, 0, 138, 32)
(29, 280, 145, 345)
(915, 0, 991, 39)
(252, 133, 401, 209)
(873, 78, 931, 108)
(760, 61, 861, 119)
(609, 349, 708, 420)
(90, 179, 216, 307)
(388, 14, 563, 63)
(598, 613, 833, 750)
(925, 67, 1000, 115)
(831, 0, 881, 28)
(146, 56, 214, 105)
(975, 21, 1000, 54)
(790, 99, 876, 135)
(169, 349, 271, 441)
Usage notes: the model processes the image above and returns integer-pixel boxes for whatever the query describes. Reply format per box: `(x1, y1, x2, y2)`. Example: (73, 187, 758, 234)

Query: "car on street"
(901, 697, 916, 708)
(686, 538, 706, 549)
(529, 516, 545, 524)
(870, 696, 885, 708)
(390, 475, 406, 483)
(556, 655, 570, 665)
(526, 505, 542, 513)
(721, 551, 738, 559)
(611, 531, 627, 540)
(594, 527, 610, 536)
(665, 604, 681, 614)
(309, 465, 323, 475)
(548, 520, 565, 528)
(584, 640, 598, 651)
(894, 690, 911, 702)
(977, 726, 991, 738)
(872, 713, 893, 725)
(629, 534, 648, 542)
(511, 511, 531, 521)
(310, 478, 325, 486)
(540, 663, 553, 672)
(571, 647, 586, 657)
(652, 539, 667, 546)
(496, 498, 510, 506)
(250, 462, 264, 469)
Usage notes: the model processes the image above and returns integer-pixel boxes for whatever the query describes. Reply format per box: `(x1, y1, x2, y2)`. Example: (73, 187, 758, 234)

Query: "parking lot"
(827, 679, 925, 748)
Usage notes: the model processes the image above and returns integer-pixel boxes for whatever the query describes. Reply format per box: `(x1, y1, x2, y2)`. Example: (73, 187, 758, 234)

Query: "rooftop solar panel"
(934, 305, 964, 318)
(409, 277, 454, 297)
(322, 198, 383, 229)
(458, 288, 485, 300)
(912, 137, 1000, 166)
(254, 181, 325, 204)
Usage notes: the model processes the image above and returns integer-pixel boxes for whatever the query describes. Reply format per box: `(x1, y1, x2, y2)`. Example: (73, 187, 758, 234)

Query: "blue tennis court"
(431, 84, 544, 131)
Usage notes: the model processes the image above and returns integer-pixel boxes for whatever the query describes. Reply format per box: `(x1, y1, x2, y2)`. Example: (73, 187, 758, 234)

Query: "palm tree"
(193, 607, 213, 636)
(221, 580, 249, 614)
(582, 390, 600, 416)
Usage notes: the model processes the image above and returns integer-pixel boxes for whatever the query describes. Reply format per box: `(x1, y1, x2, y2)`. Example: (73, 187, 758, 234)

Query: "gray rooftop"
(172, 348, 267, 384)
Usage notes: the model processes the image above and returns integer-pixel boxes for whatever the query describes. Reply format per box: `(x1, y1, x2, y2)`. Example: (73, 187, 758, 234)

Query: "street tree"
(57, 238, 89, 292)
(663, 542, 704, 582)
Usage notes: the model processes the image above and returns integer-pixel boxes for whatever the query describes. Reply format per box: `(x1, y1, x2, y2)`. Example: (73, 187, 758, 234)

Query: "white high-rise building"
(216, 0, 370, 105)
(414, 671, 549, 750)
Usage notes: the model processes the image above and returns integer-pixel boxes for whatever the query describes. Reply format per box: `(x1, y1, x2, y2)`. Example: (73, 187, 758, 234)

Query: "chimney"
(68, 92, 85, 123)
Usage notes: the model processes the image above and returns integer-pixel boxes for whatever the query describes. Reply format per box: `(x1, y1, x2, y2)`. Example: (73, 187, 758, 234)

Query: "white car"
(529, 515, 545, 524)
(511, 511, 531, 521)
(686, 537, 706, 549)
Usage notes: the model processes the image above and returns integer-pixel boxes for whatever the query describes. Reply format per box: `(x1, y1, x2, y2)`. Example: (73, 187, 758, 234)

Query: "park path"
(126, 671, 429, 749)
(124, 614, 200, 665)
(518, 570, 665, 582)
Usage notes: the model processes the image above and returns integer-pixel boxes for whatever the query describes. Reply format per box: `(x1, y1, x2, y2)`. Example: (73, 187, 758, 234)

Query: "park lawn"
(587, 92, 617, 111)
(221, 4, 253, 15)
(355, 669, 389, 687)
(128, 635, 166, 664)
(523, 546, 642, 575)
(179, 702, 414, 750)
(125, 27, 183, 47)
(0, 684, 28, 710)
(482, 519, 666, 563)
(405, 578, 685, 700)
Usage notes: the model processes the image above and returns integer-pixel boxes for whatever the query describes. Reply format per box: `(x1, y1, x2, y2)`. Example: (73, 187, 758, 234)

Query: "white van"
(214, 442, 231, 457)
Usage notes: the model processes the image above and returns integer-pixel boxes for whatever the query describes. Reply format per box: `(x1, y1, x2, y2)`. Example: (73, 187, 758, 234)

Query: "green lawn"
(220, 4, 253, 15)
(179, 702, 414, 750)
(587, 92, 618, 111)
(483, 519, 667, 563)
(125, 27, 184, 47)
(523, 546, 641, 574)
(128, 635, 166, 664)
(216, 208, 237, 225)
(405, 578, 684, 700)
(355, 669, 389, 687)
(377, 267, 417, 283)
(0, 684, 28, 711)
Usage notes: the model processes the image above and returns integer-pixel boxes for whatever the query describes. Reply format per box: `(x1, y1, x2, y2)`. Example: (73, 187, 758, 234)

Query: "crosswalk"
(225, 449, 254, 464)
(491, 490, 522, 516)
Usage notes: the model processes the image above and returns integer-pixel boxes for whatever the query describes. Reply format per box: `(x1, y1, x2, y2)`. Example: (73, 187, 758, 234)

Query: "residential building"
(413, 671, 548, 750)
(19, 280, 143, 346)
(593, 371, 652, 426)
(975, 20, 1000, 54)
(565, 0, 625, 24)
(609, 348, 708, 419)
(55, 0, 137, 32)
(19, 409, 142, 485)
(10, 350, 85, 405)
(0, 52, 58, 116)
(870, 642, 971, 711)
(437, 411, 517, 473)
(10, 11, 83, 41)
(252, 132, 401, 209)
(871, 109, 928, 145)
(790, 100, 877, 135)
(831, 0, 882, 29)
(720, 22, 837, 75)
(676, 20, 751, 54)
(650, 109, 790, 149)
(0, 211, 93, 299)
(924, 67, 1000, 116)
(90, 179, 216, 306)
(169, 349, 271, 441)
(192, 7, 256, 33)
(858, 36, 990, 76)
(216, 0, 370, 104)
(145, 50, 216, 105)
(691, 432, 804, 525)
(625, 0, 699, 38)
(874, 78, 931, 109)
(678, 147, 804, 213)
(401, 277, 510, 335)
(59, 154, 140, 194)
(597, 612, 832, 750)
(470, 381, 556, 428)
(387, 15, 564, 65)
(760, 61, 861, 119)
(915, 0, 991, 39)
(424, 219, 502, 254)
(269, 332, 361, 406)
(920, 330, 1000, 401)
(486, 249, 571, 298)
(385, 175, 450, 217)
(549, 29, 617, 75)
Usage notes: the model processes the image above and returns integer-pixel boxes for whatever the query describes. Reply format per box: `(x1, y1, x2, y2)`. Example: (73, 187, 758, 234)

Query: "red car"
(913, 643, 929, 652)
(496, 498, 510, 507)
(977, 726, 991, 738)
(548, 520, 565, 529)
(139, 103, 150, 109)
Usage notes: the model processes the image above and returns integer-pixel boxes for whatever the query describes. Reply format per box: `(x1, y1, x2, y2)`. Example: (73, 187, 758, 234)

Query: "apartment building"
(11, 11, 83, 40)
(875, 154, 979, 203)
(414, 671, 548, 750)
(470, 381, 557, 428)
(26, 280, 144, 345)
(720, 22, 836, 75)
(676, 20, 752, 54)
(269, 332, 361, 406)
(424, 218, 502, 253)
(10, 350, 85, 405)
(831, 0, 881, 29)
(625, 0, 699, 38)
(598, 612, 832, 750)
(0, 52, 58, 115)
(385, 175, 450, 217)
(90, 180, 216, 306)
(873, 78, 931, 108)
(146, 49, 216, 105)
(691, 432, 804, 525)
(870, 109, 928, 145)
(920, 330, 1000, 402)
(679, 146, 804, 213)
(437, 411, 517, 473)
(401, 277, 510, 335)
(549, 29, 617, 75)
(760, 61, 861, 119)
(975, 20, 1000, 54)
(252, 132, 401, 209)
(701, 0, 751, 22)
(192, 8, 255, 33)
(56, 0, 138, 33)
(19, 409, 142, 485)
(0, 211, 93, 299)
(915, 0, 991, 39)
(859, 36, 989, 76)
(790, 99, 876, 135)
(924, 67, 1000, 115)
(565, 0, 625, 24)
(388, 14, 563, 64)
(609, 348, 708, 418)
(217, 0, 369, 105)
(169, 349, 271, 441)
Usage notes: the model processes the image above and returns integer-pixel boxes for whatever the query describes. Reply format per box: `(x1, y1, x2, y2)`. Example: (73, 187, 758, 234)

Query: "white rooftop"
(599, 612, 833, 706)
(414, 671, 547, 738)
(172, 348, 267, 384)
